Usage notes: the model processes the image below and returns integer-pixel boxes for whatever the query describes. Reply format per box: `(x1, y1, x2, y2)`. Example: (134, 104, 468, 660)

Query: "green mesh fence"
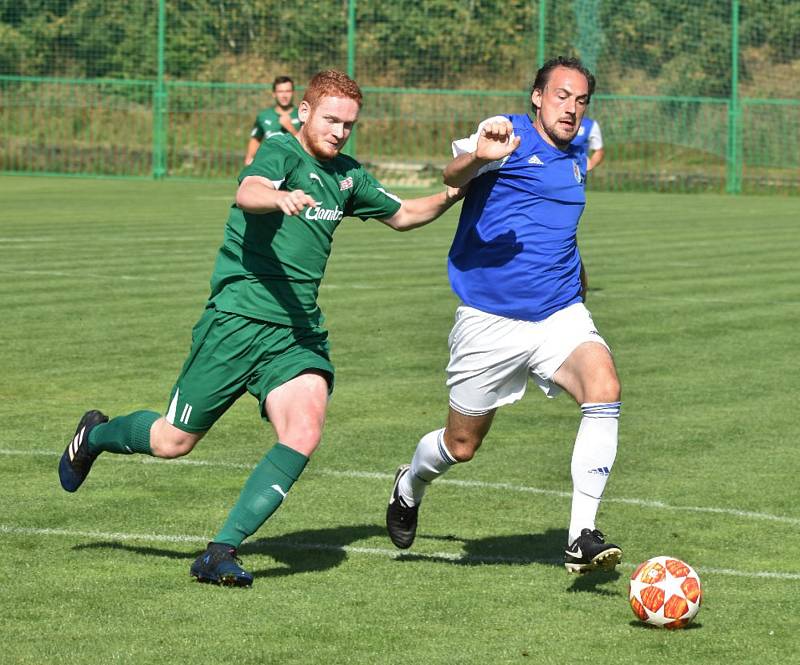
(1, 0, 798, 193)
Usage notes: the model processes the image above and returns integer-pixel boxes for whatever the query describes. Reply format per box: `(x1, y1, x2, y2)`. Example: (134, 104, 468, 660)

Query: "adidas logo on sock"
(588, 466, 610, 476)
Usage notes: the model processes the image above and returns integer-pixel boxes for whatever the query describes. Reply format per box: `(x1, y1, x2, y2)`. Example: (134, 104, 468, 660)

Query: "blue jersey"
(448, 113, 587, 322)
(571, 117, 602, 155)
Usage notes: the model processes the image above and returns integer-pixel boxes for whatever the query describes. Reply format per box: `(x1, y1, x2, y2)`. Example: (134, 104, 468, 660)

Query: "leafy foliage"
(0, 0, 797, 98)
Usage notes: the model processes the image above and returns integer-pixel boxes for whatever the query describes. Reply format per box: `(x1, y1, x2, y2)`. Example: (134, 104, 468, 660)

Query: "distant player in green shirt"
(244, 75, 302, 165)
(59, 70, 464, 587)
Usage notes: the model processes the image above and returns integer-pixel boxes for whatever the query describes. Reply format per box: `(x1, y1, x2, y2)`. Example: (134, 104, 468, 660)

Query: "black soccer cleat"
(564, 528, 623, 574)
(190, 542, 254, 587)
(386, 464, 420, 549)
(59, 410, 109, 492)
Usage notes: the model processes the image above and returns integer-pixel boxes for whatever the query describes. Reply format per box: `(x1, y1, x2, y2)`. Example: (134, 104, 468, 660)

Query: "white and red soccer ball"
(629, 556, 703, 629)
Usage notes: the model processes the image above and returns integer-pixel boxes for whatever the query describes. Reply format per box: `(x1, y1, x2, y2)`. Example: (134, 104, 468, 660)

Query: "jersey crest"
(572, 160, 583, 183)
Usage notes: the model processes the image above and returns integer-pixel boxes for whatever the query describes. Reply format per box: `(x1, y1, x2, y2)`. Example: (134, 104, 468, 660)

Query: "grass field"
(1, 176, 798, 664)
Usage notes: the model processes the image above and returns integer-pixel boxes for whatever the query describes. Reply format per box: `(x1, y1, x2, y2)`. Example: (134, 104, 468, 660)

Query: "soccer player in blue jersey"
(572, 116, 605, 173)
(386, 57, 623, 574)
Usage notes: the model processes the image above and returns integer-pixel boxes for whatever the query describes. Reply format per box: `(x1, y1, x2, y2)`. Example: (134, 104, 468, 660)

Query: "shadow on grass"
(71, 524, 622, 592)
(628, 620, 703, 631)
(72, 524, 385, 578)
(397, 528, 569, 567)
(244, 524, 385, 578)
(566, 567, 622, 596)
(396, 528, 622, 596)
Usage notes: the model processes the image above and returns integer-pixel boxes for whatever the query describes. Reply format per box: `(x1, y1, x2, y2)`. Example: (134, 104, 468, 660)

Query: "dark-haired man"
(244, 75, 302, 165)
(59, 70, 464, 587)
(386, 57, 623, 574)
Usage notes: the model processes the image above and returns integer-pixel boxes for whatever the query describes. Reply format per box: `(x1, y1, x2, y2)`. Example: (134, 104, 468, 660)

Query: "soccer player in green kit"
(59, 70, 464, 587)
(244, 75, 301, 165)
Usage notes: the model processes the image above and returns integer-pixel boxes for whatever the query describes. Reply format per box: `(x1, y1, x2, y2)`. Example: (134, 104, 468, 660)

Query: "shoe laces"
(208, 543, 243, 565)
(222, 546, 244, 565)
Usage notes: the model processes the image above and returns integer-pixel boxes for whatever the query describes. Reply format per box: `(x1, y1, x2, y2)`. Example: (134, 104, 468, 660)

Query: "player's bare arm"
(379, 186, 465, 232)
(443, 120, 522, 187)
(244, 138, 261, 165)
(236, 175, 317, 215)
(587, 147, 605, 171)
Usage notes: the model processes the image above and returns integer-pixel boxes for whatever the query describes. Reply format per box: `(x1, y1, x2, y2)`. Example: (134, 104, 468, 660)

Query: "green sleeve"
(250, 114, 264, 140)
(347, 168, 402, 221)
(238, 141, 292, 185)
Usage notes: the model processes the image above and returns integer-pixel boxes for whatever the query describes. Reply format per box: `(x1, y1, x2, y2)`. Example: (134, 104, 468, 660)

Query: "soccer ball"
(629, 556, 703, 629)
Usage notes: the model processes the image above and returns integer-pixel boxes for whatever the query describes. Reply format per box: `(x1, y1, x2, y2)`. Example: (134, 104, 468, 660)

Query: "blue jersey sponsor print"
(448, 114, 587, 322)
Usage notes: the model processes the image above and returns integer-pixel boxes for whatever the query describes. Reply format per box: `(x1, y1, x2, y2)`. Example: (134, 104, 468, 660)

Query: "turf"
(1, 176, 798, 664)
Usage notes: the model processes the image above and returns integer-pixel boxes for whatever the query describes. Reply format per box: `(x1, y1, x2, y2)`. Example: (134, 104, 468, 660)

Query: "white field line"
(1, 524, 798, 581)
(3, 448, 799, 528)
(0, 238, 55, 243)
(0, 268, 161, 282)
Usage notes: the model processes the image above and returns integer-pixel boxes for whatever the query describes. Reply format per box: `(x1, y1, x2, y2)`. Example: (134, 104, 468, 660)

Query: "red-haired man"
(60, 71, 463, 587)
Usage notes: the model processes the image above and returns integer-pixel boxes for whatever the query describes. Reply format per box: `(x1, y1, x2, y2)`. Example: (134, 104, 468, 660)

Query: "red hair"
(302, 70, 363, 108)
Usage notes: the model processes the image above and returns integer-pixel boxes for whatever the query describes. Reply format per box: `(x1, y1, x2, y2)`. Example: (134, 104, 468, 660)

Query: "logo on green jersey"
(305, 205, 344, 222)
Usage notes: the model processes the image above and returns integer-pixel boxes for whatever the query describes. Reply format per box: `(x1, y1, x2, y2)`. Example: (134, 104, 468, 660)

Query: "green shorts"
(165, 307, 334, 433)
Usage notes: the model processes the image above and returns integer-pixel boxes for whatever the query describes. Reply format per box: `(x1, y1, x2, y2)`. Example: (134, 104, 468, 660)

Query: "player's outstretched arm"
(379, 186, 465, 232)
(443, 119, 521, 187)
(236, 175, 317, 215)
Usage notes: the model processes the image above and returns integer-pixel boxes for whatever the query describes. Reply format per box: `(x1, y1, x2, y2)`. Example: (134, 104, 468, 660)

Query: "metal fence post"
(726, 0, 741, 194)
(537, 0, 546, 68)
(343, 0, 357, 157)
(152, 0, 167, 179)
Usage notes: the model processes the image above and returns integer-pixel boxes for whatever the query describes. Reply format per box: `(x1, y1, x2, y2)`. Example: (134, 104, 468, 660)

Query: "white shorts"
(446, 303, 610, 415)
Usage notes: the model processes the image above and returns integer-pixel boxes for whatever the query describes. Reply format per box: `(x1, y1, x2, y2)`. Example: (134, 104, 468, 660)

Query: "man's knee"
(265, 372, 329, 456)
(444, 408, 494, 462)
(589, 370, 621, 402)
(150, 418, 204, 458)
(559, 343, 621, 404)
(279, 421, 323, 455)
(443, 429, 484, 462)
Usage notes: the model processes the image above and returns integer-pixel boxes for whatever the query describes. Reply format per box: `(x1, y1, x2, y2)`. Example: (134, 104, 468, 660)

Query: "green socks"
(214, 443, 309, 548)
(86, 420, 308, 548)
(87, 410, 159, 456)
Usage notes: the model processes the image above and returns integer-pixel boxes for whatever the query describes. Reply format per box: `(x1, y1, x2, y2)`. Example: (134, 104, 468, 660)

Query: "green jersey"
(250, 107, 302, 141)
(208, 134, 403, 328)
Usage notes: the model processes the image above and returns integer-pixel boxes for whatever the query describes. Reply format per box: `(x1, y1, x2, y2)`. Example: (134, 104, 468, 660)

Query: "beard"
(539, 115, 580, 149)
(304, 134, 343, 161)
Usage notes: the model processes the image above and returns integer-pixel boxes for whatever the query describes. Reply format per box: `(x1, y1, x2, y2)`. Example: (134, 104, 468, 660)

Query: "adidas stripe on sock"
(568, 402, 620, 544)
